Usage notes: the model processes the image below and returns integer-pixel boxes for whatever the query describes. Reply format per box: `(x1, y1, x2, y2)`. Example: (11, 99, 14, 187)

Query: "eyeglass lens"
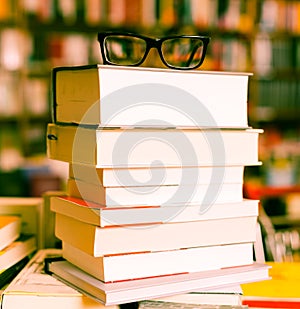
(162, 37, 205, 68)
(104, 35, 147, 66)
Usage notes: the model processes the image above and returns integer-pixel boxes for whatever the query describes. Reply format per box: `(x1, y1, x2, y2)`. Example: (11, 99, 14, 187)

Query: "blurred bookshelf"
(0, 0, 300, 202)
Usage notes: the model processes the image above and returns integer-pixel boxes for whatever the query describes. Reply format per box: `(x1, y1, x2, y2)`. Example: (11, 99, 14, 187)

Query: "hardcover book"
(47, 124, 262, 168)
(53, 65, 251, 128)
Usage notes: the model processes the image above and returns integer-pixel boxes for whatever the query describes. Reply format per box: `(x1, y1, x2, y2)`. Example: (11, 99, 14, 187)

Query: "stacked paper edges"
(47, 65, 269, 305)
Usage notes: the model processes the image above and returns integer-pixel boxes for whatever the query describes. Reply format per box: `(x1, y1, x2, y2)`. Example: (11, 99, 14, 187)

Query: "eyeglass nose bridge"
(141, 38, 168, 67)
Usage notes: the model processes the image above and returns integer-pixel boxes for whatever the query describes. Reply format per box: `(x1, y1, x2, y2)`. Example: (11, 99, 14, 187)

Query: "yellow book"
(242, 262, 300, 308)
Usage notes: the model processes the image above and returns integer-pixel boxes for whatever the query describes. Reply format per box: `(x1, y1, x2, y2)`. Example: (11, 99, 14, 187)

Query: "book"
(50, 196, 259, 227)
(47, 260, 270, 305)
(62, 241, 254, 282)
(54, 213, 258, 256)
(1, 249, 119, 309)
(0, 197, 43, 248)
(241, 262, 300, 308)
(0, 234, 36, 271)
(139, 300, 247, 308)
(67, 177, 244, 206)
(47, 124, 262, 168)
(0, 216, 21, 251)
(152, 285, 244, 307)
(69, 163, 245, 187)
(140, 301, 249, 309)
(0, 256, 29, 290)
(52, 64, 251, 128)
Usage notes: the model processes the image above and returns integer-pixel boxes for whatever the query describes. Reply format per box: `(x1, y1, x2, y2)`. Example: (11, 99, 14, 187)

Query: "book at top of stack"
(46, 64, 268, 306)
(52, 64, 252, 128)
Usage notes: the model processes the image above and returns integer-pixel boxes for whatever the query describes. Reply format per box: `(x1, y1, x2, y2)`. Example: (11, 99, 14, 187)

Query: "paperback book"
(67, 177, 244, 206)
(69, 163, 245, 187)
(62, 241, 254, 282)
(50, 196, 259, 227)
(47, 260, 270, 306)
(54, 213, 258, 256)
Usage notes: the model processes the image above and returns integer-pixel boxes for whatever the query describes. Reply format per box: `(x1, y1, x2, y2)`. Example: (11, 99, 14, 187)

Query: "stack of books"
(0, 215, 36, 289)
(46, 65, 269, 306)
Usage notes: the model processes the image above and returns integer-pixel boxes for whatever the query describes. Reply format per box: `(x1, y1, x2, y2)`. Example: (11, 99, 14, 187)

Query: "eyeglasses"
(97, 32, 210, 70)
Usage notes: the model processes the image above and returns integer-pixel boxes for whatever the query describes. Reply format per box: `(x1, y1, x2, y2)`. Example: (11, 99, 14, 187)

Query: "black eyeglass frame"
(97, 31, 210, 70)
